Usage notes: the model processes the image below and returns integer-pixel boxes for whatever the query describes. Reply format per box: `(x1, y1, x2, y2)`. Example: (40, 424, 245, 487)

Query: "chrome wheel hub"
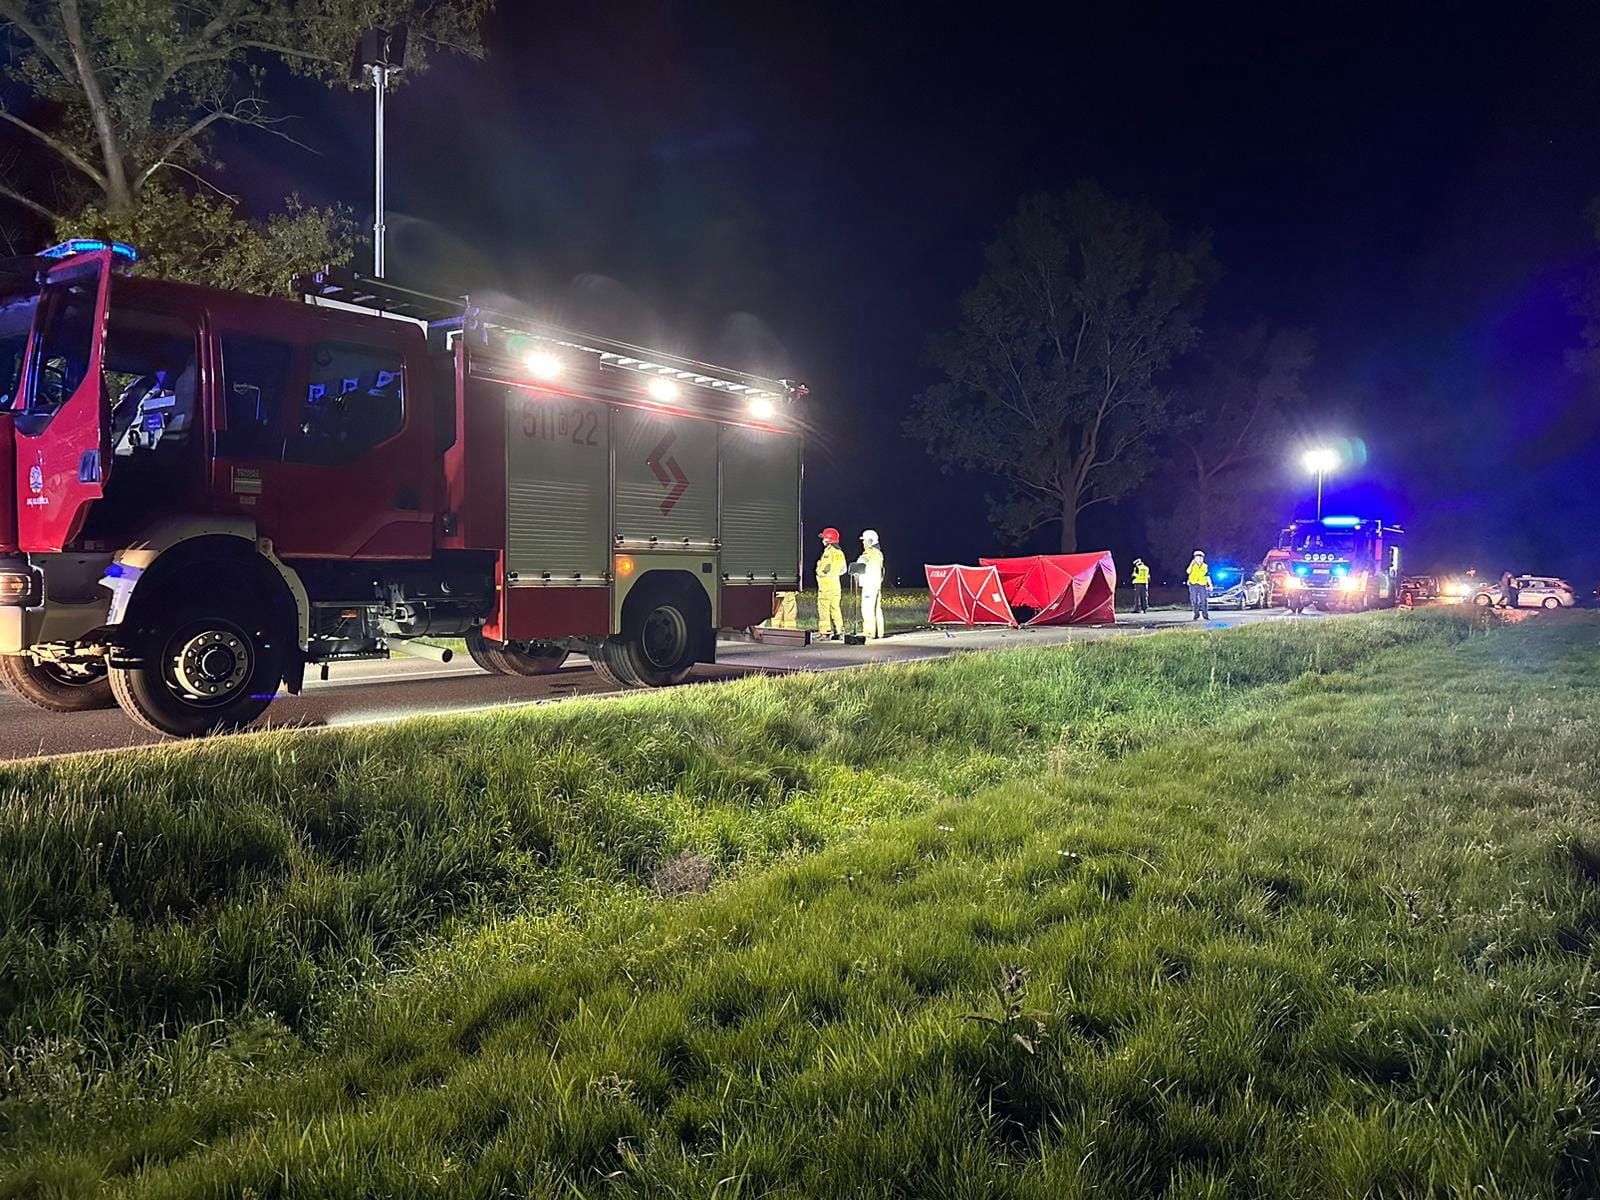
(172, 630, 250, 699)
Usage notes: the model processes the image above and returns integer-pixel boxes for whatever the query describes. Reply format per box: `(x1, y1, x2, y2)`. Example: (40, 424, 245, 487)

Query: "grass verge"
(11, 610, 1595, 1196)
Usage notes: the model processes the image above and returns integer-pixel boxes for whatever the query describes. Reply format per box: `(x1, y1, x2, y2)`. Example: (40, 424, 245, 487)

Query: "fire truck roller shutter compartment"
(504, 388, 611, 583)
(719, 424, 801, 584)
(613, 407, 717, 547)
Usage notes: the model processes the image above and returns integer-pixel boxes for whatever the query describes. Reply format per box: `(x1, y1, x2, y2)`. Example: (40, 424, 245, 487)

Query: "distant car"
(1401, 575, 1440, 602)
(1472, 576, 1579, 609)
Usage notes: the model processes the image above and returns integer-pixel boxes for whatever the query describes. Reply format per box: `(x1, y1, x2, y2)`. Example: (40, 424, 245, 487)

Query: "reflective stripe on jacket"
(816, 545, 846, 589)
(858, 546, 885, 588)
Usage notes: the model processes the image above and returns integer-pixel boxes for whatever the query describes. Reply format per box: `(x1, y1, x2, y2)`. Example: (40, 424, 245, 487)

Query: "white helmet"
(861, 529, 879, 547)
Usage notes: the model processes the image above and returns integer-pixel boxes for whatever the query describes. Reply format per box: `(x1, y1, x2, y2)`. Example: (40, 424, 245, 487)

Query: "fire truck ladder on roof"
(293, 267, 802, 404)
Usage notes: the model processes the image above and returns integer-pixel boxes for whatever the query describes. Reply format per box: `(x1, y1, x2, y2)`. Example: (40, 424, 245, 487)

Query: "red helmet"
(819, 527, 840, 544)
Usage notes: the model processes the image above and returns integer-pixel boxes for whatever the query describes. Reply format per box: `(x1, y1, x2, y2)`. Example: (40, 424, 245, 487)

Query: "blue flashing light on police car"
(39, 238, 139, 264)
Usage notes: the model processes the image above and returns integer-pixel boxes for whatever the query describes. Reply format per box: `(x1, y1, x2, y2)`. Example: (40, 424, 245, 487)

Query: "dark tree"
(0, 0, 490, 287)
(1146, 323, 1315, 571)
(907, 183, 1215, 552)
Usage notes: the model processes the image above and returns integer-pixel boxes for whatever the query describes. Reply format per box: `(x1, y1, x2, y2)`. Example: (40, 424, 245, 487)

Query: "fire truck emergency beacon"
(0, 242, 804, 736)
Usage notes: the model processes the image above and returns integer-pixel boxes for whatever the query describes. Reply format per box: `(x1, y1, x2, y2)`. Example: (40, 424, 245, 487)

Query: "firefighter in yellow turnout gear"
(857, 529, 885, 639)
(815, 527, 846, 639)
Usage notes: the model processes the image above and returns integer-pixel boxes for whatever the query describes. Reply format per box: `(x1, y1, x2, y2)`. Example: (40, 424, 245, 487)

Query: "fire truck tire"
(497, 645, 570, 675)
(610, 595, 701, 688)
(463, 628, 506, 673)
(464, 630, 569, 676)
(109, 606, 284, 738)
(0, 654, 116, 713)
(591, 637, 644, 689)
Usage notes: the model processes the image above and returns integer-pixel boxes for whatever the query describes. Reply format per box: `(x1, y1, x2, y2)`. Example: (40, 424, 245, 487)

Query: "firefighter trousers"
(861, 586, 885, 639)
(817, 585, 844, 636)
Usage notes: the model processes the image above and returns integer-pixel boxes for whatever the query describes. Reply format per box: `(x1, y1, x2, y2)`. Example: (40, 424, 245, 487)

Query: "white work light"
(1301, 446, 1341, 519)
(647, 377, 681, 403)
(524, 351, 563, 381)
(748, 396, 777, 421)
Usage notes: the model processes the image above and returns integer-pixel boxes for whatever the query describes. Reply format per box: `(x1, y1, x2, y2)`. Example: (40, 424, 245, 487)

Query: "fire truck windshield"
(1288, 528, 1361, 555)
(0, 292, 39, 413)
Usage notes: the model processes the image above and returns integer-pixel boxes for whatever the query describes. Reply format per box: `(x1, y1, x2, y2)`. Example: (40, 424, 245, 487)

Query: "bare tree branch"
(0, 106, 107, 187)
(0, 177, 62, 221)
(236, 40, 341, 66)
(0, 0, 77, 84)
(145, 159, 240, 203)
(58, 0, 130, 206)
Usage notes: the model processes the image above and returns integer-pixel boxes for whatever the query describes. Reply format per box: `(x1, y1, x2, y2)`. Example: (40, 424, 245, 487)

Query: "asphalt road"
(0, 607, 1294, 763)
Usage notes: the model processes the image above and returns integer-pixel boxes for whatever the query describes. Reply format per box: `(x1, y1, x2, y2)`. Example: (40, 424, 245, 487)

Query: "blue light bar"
(1295, 565, 1311, 576)
(1321, 515, 1362, 527)
(1332, 565, 1348, 576)
(39, 238, 139, 263)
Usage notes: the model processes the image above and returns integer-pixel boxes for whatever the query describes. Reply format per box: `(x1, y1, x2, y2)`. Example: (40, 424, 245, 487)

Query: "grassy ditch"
(7, 609, 1558, 1194)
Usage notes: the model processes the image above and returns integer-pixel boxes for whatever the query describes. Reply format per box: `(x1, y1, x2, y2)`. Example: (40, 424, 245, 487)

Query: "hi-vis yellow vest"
(1186, 560, 1210, 586)
(1132, 563, 1150, 584)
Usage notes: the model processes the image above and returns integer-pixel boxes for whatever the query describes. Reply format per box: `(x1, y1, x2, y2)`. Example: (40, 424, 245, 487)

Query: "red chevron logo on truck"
(646, 432, 690, 515)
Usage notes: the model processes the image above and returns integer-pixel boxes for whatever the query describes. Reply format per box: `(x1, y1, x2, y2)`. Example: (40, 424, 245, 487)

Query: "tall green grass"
(8, 610, 1558, 1196)
(789, 586, 931, 633)
(10, 610, 1590, 1199)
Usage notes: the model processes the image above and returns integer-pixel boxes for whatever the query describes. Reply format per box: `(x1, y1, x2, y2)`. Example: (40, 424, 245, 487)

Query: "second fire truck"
(1269, 515, 1405, 613)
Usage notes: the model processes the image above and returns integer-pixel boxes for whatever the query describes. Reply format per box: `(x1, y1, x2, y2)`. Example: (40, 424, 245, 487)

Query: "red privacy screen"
(925, 563, 1017, 626)
(925, 552, 1116, 626)
(980, 552, 1116, 625)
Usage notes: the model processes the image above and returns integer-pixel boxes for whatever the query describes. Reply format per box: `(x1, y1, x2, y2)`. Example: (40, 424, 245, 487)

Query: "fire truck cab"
(0, 242, 804, 736)
(1275, 515, 1404, 614)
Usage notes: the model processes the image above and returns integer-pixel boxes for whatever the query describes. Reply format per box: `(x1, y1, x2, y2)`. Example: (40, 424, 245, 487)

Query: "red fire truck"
(0, 241, 804, 736)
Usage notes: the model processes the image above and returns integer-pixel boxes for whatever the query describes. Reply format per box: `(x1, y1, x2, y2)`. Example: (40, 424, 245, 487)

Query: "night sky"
(213, 2, 1600, 586)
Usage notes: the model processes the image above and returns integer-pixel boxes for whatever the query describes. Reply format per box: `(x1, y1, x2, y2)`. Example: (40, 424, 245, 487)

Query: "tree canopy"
(906, 184, 1215, 552)
(1145, 322, 1315, 571)
(0, 0, 490, 288)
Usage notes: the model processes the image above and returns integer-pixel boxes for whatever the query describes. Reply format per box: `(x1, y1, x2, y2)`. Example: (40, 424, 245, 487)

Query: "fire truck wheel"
(464, 628, 507, 673)
(497, 644, 570, 675)
(587, 641, 627, 688)
(610, 597, 698, 687)
(464, 630, 570, 676)
(591, 637, 643, 689)
(0, 653, 116, 712)
(110, 607, 284, 738)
